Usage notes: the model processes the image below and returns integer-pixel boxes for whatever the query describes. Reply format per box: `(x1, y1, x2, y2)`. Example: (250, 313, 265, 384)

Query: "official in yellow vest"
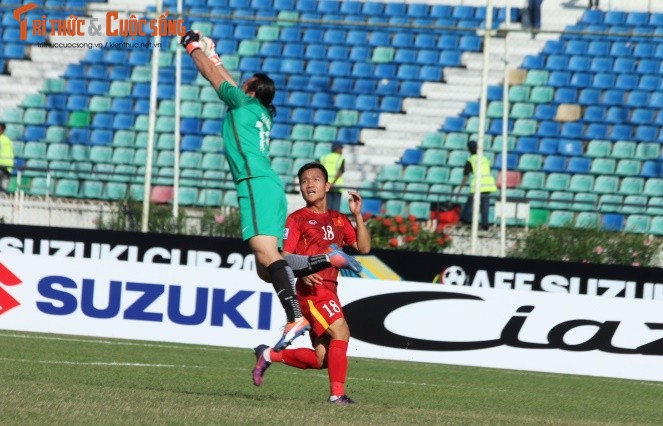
(319, 143, 345, 211)
(0, 123, 15, 193)
(456, 141, 497, 230)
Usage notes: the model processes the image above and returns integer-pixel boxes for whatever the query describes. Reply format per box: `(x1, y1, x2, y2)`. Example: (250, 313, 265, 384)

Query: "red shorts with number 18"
(297, 284, 345, 340)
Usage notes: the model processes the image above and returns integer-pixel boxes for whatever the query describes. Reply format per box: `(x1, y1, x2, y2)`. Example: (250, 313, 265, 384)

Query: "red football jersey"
(283, 208, 358, 295)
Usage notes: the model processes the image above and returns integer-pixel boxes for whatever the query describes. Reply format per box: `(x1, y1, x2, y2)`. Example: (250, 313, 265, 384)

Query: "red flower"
(404, 235, 416, 243)
(383, 218, 393, 227)
(389, 226, 397, 232)
(408, 215, 416, 222)
(395, 216, 404, 224)
(389, 238, 399, 247)
(398, 224, 408, 234)
(436, 237, 446, 245)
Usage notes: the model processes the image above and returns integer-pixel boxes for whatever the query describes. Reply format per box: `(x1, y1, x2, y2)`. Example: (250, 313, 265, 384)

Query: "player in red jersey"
(251, 162, 371, 404)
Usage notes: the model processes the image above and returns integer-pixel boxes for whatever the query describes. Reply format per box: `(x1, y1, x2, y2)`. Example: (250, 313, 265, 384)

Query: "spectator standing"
(528, 0, 544, 36)
(0, 123, 15, 193)
(252, 162, 370, 404)
(456, 141, 497, 231)
(319, 143, 345, 212)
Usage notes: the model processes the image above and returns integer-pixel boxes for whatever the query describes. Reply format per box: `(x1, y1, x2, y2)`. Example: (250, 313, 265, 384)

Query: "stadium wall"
(1, 223, 662, 382)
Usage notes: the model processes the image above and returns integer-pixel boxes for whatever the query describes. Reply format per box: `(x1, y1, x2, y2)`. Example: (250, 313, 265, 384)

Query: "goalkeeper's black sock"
(285, 254, 331, 278)
(267, 260, 302, 322)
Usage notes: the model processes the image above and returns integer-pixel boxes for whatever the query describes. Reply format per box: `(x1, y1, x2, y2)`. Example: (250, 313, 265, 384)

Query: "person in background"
(456, 141, 497, 231)
(181, 30, 361, 351)
(319, 142, 345, 212)
(527, 0, 544, 37)
(251, 162, 370, 405)
(0, 123, 15, 193)
(588, 0, 599, 9)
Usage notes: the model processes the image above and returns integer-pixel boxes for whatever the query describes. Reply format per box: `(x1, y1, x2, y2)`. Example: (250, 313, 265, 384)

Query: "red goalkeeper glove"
(180, 30, 201, 55)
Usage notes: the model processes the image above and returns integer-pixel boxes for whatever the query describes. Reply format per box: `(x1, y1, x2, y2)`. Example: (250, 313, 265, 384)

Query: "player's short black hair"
(467, 140, 478, 154)
(0, 123, 5, 131)
(297, 162, 329, 182)
(248, 73, 276, 117)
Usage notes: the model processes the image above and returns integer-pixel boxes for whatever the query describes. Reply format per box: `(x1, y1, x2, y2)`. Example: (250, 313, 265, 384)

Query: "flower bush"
(363, 213, 452, 253)
(508, 226, 662, 267)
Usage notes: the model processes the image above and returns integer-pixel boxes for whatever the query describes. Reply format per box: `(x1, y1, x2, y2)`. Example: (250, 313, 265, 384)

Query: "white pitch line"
(0, 357, 206, 368)
(0, 332, 229, 352)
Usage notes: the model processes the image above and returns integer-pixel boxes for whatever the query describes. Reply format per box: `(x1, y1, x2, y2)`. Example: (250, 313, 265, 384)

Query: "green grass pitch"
(1, 331, 661, 424)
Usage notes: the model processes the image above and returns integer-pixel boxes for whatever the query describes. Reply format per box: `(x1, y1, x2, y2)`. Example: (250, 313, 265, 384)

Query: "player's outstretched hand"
(181, 30, 201, 54)
(347, 191, 363, 216)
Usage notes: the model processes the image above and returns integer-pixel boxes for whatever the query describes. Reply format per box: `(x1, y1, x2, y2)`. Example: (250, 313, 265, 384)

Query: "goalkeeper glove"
(200, 36, 222, 67)
(180, 30, 201, 55)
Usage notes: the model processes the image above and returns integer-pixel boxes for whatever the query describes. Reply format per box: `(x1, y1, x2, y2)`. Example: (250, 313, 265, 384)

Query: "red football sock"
(271, 347, 320, 369)
(328, 339, 349, 396)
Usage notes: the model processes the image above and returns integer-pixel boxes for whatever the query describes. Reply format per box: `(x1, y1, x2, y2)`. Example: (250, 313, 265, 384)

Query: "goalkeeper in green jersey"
(181, 30, 361, 351)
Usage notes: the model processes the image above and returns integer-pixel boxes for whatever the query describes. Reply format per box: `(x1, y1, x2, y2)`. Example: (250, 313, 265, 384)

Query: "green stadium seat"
(54, 179, 80, 198)
(590, 158, 616, 174)
(371, 47, 395, 63)
(528, 208, 550, 227)
(158, 100, 176, 116)
(510, 102, 535, 119)
(409, 201, 431, 220)
(271, 157, 293, 175)
(518, 154, 543, 171)
(569, 174, 594, 193)
(89, 146, 113, 163)
(29, 176, 54, 195)
(332, 110, 357, 127)
(291, 141, 315, 158)
(180, 85, 200, 101)
(593, 176, 619, 194)
(529, 87, 554, 103)
(257, 25, 280, 41)
(575, 212, 600, 228)
(490, 135, 516, 152)
(201, 153, 225, 171)
(447, 150, 469, 167)
(197, 188, 223, 206)
(43, 78, 66, 93)
(156, 151, 175, 167)
(379, 181, 406, 199)
(598, 194, 623, 212)
(421, 132, 444, 149)
(402, 165, 427, 182)
(111, 147, 135, 164)
(509, 86, 530, 102)
(203, 170, 228, 188)
(643, 178, 663, 196)
(611, 141, 636, 159)
(512, 119, 537, 136)
(585, 140, 612, 158)
(290, 124, 314, 140)
(89, 96, 111, 113)
(524, 70, 549, 86)
(22, 93, 46, 108)
(202, 103, 224, 119)
(448, 167, 465, 185)
(238, 40, 260, 56)
(615, 159, 641, 176)
(23, 108, 46, 125)
(634, 143, 660, 161)
(45, 126, 66, 143)
(650, 217, 663, 235)
(312, 126, 337, 142)
(200, 86, 219, 102)
(520, 172, 546, 190)
(548, 210, 574, 227)
(178, 187, 199, 206)
(618, 177, 644, 195)
(222, 190, 239, 208)
(155, 117, 175, 133)
(624, 215, 651, 234)
(180, 152, 203, 169)
(201, 136, 223, 152)
(2, 108, 23, 124)
(269, 140, 291, 157)
(377, 164, 402, 181)
(547, 191, 573, 210)
(421, 149, 447, 166)
(113, 165, 137, 182)
(68, 111, 90, 128)
(103, 182, 127, 200)
(22, 142, 47, 159)
(428, 183, 453, 203)
(156, 134, 175, 150)
(112, 130, 136, 147)
(130, 66, 151, 83)
(109, 81, 132, 97)
(46, 143, 69, 161)
(444, 132, 469, 150)
(572, 192, 598, 211)
(181, 101, 203, 118)
(404, 183, 429, 201)
(384, 199, 406, 217)
(180, 168, 203, 187)
(545, 173, 570, 191)
(621, 195, 647, 214)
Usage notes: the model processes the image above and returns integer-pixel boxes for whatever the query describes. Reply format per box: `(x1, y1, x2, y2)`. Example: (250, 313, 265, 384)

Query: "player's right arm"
(181, 30, 237, 92)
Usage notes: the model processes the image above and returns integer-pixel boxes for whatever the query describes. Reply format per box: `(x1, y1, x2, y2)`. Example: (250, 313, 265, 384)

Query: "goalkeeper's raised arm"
(180, 30, 237, 91)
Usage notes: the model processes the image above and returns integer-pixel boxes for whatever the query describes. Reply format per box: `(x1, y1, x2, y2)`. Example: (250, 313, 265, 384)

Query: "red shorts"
(298, 285, 345, 340)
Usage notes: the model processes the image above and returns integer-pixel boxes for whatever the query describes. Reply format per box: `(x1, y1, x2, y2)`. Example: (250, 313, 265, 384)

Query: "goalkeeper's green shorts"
(237, 175, 287, 246)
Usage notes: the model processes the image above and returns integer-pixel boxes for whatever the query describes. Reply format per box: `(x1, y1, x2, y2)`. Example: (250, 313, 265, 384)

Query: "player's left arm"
(346, 191, 371, 254)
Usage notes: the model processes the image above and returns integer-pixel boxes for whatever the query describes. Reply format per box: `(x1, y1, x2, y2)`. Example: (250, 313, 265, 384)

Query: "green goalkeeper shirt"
(217, 81, 276, 183)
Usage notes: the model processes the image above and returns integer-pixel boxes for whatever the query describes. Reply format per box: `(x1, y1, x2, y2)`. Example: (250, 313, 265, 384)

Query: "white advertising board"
(1, 253, 661, 382)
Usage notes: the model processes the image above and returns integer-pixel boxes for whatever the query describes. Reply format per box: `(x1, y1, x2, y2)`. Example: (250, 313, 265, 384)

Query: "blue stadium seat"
(570, 72, 592, 88)
(566, 157, 591, 174)
(547, 71, 571, 87)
